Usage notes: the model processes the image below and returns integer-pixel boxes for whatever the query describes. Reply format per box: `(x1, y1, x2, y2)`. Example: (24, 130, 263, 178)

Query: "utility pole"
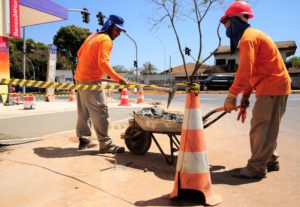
(22, 27, 26, 94)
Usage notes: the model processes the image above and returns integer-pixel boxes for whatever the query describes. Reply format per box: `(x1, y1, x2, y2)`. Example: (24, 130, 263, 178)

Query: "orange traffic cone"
(69, 90, 76, 102)
(166, 83, 222, 206)
(119, 88, 130, 106)
(136, 88, 145, 104)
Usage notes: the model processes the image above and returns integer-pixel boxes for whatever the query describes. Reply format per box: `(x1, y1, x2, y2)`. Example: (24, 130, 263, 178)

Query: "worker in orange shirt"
(221, 1, 291, 179)
(74, 15, 129, 153)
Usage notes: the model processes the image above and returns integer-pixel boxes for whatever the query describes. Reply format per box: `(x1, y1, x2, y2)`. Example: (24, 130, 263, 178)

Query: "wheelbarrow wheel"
(124, 124, 152, 155)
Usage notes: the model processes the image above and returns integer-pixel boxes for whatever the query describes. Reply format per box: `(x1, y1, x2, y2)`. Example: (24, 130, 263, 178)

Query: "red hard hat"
(221, 1, 254, 20)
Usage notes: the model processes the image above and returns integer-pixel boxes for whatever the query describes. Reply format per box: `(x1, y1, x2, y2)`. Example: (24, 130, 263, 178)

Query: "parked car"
(199, 74, 234, 91)
(14, 85, 45, 93)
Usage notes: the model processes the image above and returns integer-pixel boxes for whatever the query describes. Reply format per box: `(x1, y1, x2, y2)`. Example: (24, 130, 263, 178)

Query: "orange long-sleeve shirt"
(74, 33, 122, 82)
(229, 28, 291, 96)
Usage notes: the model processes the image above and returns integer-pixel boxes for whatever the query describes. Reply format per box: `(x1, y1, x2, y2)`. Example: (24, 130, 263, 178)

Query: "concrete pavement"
(0, 99, 299, 207)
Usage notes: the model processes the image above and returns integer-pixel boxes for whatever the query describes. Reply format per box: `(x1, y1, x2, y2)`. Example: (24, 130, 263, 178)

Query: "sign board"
(45, 44, 57, 97)
(9, 0, 20, 38)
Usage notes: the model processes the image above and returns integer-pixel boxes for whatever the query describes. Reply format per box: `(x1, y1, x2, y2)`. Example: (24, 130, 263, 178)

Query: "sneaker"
(99, 145, 125, 154)
(267, 161, 280, 172)
(231, 167, 266, 179)
(78, 138, 95, 150)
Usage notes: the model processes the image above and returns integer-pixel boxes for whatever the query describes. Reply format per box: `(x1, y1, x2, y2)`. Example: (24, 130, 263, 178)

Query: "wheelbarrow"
(122, 107, 227, 165)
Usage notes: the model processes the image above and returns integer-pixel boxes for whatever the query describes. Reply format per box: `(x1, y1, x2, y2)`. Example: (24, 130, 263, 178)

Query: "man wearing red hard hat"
(221, 1, 291, 179)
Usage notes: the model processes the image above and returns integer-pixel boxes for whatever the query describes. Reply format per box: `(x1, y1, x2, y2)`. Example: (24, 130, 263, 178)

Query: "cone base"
(119, 103, 131, 106)
(167, 189, 222, 206)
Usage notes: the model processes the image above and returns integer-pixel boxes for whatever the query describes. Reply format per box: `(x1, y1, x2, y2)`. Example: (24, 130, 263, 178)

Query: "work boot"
(267, 154, 280, 172)
(267, 161, 280, 172)
(231, 167, 266, 179)
(78, 138, 94, 150)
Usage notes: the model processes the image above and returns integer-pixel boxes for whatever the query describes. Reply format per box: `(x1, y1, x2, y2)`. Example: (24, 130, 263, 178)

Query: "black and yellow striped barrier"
(0, 92, 72, 97)
(0, 78, 145, 91)
(0, 78, 189, 92)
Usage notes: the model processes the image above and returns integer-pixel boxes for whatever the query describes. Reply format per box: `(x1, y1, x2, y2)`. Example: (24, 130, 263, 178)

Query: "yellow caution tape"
(0, 78, 135, 91)
(186, 82, 200, 93)
(0, 78, 190, 91)
(0, 92, 73, 97)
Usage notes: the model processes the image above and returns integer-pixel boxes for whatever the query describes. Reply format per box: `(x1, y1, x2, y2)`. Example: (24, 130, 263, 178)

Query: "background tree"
(140, 61, 158, 82)
(148, 0, 257, 81)
(286, 56, 300, 69)
(53, 25, 91, 78)
(140, 61, 158, 75)
(113, 65, 128, 73)
(9, 38, 48, 80)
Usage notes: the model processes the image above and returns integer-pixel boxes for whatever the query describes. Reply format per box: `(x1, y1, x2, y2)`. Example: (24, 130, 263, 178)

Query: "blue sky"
(24, 0, 300, 72)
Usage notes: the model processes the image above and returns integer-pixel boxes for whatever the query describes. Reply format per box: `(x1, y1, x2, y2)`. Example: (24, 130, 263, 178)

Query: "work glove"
(240, 95, 250, 109)
(237, 94, 250, 123)
(237, 108, 247, 123)
(224, 93, 237, 113)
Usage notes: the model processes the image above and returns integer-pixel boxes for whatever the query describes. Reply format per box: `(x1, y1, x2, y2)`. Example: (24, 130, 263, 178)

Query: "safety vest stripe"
(182, 108, 203, 130)
(176, 151, 209, 173)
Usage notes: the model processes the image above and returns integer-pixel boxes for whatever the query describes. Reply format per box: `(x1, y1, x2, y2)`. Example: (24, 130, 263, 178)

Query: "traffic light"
(96, 11, 105, 26)
(133, 60, 137, 67)
(26, 43, 35, 53)
(185, 47, 191, 56)
(81, 8, 90, 23)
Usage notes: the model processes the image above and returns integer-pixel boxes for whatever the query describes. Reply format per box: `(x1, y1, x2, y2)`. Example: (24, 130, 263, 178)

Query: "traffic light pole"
(68, 8, 90, 23)
(124, 32, 139, 83)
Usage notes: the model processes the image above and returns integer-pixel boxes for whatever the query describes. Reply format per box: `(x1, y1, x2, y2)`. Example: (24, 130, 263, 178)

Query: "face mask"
(225, 16, 250, 53)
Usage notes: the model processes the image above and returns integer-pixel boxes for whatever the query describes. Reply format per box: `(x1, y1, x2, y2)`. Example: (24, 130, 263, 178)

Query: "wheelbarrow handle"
(202, 105, 241, 129)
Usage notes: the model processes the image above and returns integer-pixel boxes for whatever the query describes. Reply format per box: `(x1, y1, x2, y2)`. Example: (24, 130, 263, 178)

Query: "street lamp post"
(156, 36, 167, 84)
(124, 32, 138, 83)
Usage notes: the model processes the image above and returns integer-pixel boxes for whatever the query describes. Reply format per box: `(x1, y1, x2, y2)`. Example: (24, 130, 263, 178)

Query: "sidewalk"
(0, 98, 151, 120)
(0, 100, 299, 207)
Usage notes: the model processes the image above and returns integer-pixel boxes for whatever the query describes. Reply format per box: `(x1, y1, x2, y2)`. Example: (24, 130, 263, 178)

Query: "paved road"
(1, 94, 299, 140)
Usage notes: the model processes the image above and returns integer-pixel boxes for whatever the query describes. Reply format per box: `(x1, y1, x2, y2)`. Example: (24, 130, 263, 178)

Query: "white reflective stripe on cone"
(182, 108, 204, 130)
(176, 151, 209, 173)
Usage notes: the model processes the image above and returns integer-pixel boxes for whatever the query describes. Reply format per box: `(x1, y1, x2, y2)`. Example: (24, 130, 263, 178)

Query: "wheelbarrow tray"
(124, 107, 227, 164)
(133, 115, 182, 134)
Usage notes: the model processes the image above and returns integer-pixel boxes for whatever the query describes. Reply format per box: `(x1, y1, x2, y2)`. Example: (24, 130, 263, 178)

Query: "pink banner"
(10, 0, 20, 38)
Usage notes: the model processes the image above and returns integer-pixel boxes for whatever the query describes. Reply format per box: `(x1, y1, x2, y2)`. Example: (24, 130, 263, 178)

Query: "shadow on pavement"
(114, 151, 176, 181)
(135, 190, 206, 206)
(211, 168, 263, 185)
(33, 146, 99, 158)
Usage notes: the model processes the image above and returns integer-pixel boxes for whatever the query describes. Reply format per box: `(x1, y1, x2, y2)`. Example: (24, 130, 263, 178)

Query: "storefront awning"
(20, 0, 68, 26)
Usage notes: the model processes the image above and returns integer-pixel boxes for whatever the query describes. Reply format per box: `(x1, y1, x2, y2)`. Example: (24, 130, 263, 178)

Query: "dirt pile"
(134, 106, 183, 123)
